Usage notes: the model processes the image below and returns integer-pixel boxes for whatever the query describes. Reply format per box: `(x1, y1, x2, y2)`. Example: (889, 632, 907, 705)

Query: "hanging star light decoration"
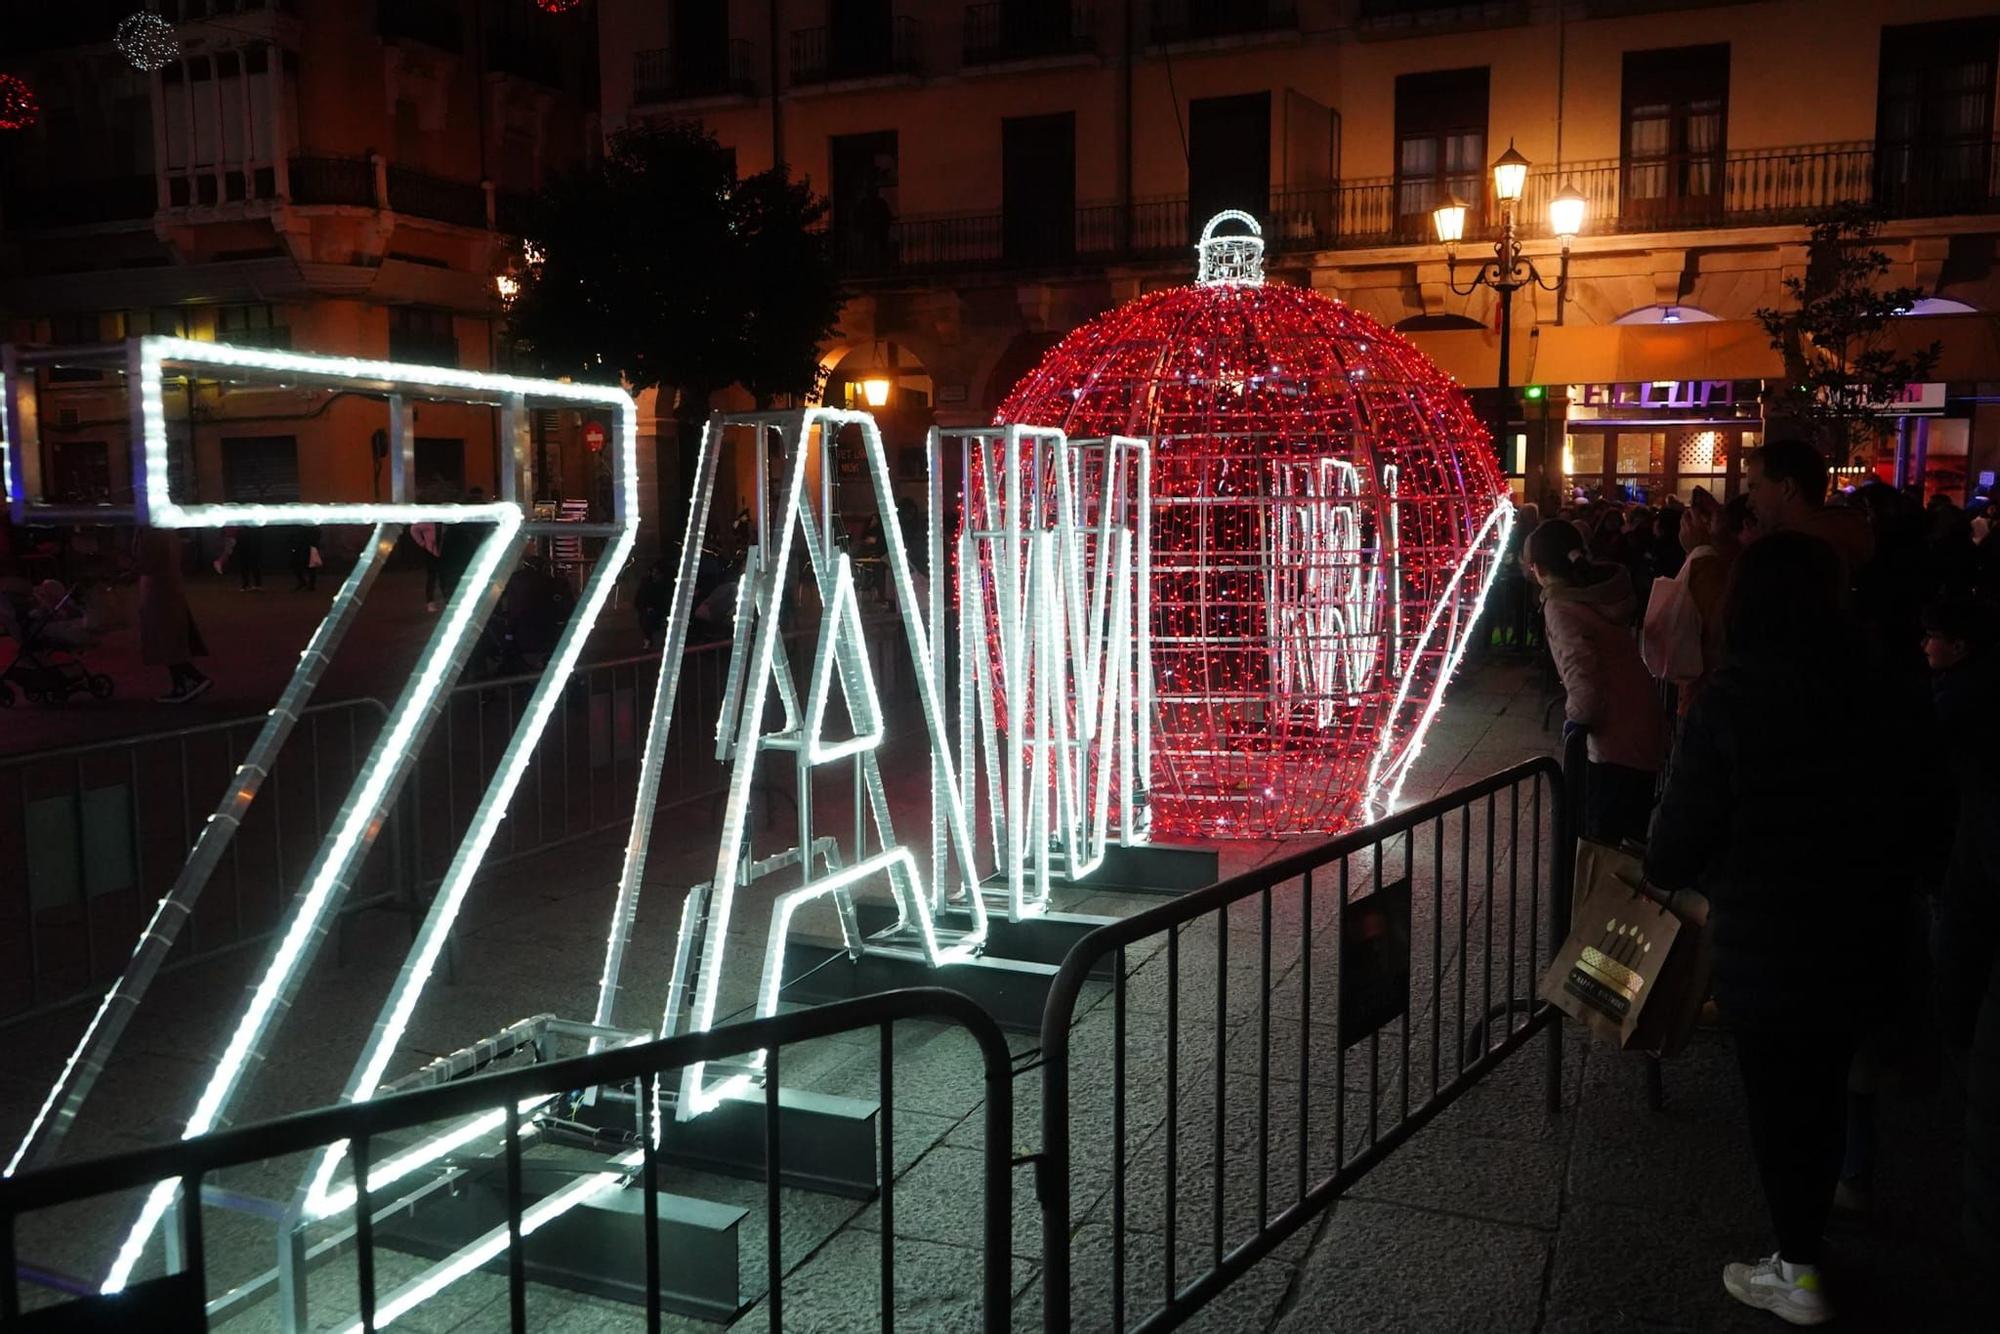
(0, 74, 39, 132)
(114, 10, 182, 73)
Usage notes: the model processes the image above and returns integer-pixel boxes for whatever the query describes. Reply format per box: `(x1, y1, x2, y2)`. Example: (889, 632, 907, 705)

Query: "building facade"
(599, 0, 2000, 508)
(0, 0, 603, 520)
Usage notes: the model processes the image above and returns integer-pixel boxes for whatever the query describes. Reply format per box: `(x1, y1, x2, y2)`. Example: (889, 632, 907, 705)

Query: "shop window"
(1673, 428, 1732, 503)
(1395, 68, 1487, 240)
(1621, 45, 1727, 228)
(1877, 18, 2000, 215)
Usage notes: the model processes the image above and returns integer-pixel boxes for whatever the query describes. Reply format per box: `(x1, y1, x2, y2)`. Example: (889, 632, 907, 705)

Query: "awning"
(1884, 312, 2000, 382)
(1401, 319, 1784, 390)
(1402, 312, 2000, 391)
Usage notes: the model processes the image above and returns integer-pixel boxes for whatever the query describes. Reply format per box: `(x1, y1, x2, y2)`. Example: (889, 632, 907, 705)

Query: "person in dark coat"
(634, 558, 672, 650)
(133, 528, 211, 703)
(437, 487, 487, 599)
(1924, 596, 2000, 1266)
(1644, 531, 1918, 1328)
(288, 524, 322, 592)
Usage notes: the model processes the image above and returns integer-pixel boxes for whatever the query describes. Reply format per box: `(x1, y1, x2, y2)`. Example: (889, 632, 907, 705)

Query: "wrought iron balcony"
(1355, 0, 1528, 33)
(789, 16, 921, 87)
(633, 40, 756, 103)
(1150, 0, 1297, 46)
(287, 155, 375, 208)
(836, 138, 2000, 278)
(963, 3, 1093, 66)
(385, 165, 487, 229)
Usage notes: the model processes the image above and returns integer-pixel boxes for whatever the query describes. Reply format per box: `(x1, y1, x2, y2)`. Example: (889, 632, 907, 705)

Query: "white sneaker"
(1723, 1253, 1834, 1326)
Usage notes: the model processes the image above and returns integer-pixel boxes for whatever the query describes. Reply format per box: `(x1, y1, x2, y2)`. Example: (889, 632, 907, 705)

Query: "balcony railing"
(963, 2, 1093, 66)
(837, 138, 2000, 277)
(287, 155, 375, 207)
(376, 0, 460, 53)
(385, 164, 487, 228)
(1355, 0, 1528, 33)
(790, 15, 921, 87)
(632, 39, 755, 103)
(1150, 0, 1297, 46)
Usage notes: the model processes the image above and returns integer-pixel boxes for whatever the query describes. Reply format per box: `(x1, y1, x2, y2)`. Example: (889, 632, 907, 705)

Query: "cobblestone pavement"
(2, 657, 1979, 1330)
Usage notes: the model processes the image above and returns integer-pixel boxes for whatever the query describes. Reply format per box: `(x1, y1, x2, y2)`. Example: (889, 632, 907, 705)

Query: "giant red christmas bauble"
(994, 214, 1512, 836)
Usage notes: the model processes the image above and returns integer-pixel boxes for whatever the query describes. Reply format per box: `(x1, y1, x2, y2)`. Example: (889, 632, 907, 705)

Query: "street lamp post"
(1433, 141, 1587, 490)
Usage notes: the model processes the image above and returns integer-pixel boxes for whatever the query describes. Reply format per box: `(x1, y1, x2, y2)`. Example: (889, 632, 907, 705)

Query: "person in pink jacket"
(1528, 518, 1667, 844)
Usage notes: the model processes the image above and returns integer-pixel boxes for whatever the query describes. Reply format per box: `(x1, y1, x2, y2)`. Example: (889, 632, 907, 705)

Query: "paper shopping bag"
(1540, 838, 1709, 1054)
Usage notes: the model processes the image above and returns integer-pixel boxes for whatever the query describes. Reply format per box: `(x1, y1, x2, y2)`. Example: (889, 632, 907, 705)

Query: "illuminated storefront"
(1561, 379, 1763, 503)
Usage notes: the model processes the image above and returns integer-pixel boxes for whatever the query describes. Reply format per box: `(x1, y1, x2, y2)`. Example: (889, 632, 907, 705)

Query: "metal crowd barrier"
(0, 987, 1014, 1333)
(1036, 756, 1569, 1331)
(0, 698, 395, 1025)
(0, 621, 917, 1026)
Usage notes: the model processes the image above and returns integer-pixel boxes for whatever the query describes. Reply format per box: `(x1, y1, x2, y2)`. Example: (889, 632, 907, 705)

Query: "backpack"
(1641, 559, 1705, 684)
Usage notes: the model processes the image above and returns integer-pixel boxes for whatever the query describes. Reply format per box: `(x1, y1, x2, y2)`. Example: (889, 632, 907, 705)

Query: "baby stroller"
(0, 580, 113, 707)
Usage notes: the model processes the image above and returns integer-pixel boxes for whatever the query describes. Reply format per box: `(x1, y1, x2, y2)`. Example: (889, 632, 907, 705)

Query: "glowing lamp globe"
(994, 212, 1512, 836)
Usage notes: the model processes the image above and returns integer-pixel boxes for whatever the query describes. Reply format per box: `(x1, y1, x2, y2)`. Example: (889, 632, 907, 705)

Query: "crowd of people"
(1517, 441, 1998, 1326)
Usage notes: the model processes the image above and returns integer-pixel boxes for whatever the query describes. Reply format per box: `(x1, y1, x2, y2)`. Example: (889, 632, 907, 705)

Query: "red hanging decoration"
(992, 213, 1511, 837)
(535, 0, 585, 12)
(0, 74, 39, 132)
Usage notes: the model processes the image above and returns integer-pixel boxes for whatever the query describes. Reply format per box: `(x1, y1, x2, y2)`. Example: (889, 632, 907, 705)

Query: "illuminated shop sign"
(1572, 380, 1744, 410)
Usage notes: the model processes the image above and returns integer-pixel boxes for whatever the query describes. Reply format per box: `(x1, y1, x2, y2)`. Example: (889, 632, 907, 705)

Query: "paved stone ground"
(2, 655, 1981, 1331)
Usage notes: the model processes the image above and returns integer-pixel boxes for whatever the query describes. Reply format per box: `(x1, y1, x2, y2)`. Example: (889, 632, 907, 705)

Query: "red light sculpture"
(993, 212, 1512, 836)
(0, 74, 39, 132)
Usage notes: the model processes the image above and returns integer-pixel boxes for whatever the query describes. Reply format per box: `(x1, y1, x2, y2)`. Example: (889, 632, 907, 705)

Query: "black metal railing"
(285, 155, 375, 207)
(0, 627, 914, 1029)
(963, 2, 1093, 65)
(840, 136, 2000, 278)
(384, 164, 486, 228)
(789, 15, 921, 86)
(632, 39, 755, 102)
(1037, 756, 1568, 1330)
(375, 0, 460, 53)
(0, 699, 397, 1026)
(0, 988, 1016, 1332)
(1356, 0, 1528, 32)
(1150, 0, 1297, 45)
